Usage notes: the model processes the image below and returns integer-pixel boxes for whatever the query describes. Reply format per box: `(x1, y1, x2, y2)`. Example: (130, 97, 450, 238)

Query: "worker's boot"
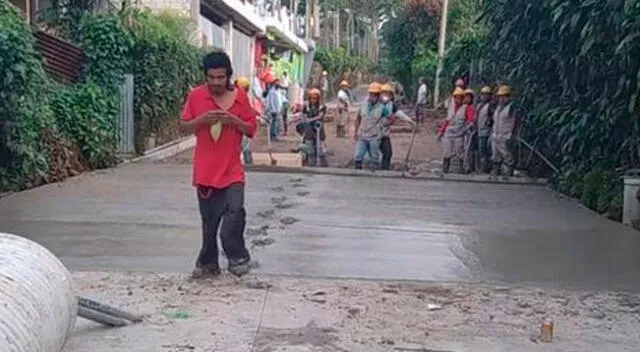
(442, 158, 451, 174)
(491, 163, 501, 177)
(456, 158, 465, 174)
(467, 152, 476, 174)
(320, 156, 328, 167)
(354, 160, 363, 170)
(503, 164, 514, 180)
(481, 158, 490, 174)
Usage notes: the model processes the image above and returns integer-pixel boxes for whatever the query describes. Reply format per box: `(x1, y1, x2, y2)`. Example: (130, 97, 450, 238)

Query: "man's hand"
(197, 111, 219, 125)
(211, 110, 240, 125)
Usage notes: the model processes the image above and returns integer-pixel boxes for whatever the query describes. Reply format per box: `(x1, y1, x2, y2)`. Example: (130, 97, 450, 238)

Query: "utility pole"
(305, 0, 311, 39)
(334, 11, 340, 48)
(433, 0, 450, 107)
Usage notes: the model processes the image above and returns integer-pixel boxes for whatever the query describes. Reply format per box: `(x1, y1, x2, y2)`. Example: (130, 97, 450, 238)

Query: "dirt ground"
(65, 272, 640, 352)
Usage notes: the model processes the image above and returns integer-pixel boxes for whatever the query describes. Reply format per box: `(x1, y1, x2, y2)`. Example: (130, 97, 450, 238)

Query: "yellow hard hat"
(236, 76, 250, 89)
(481, 86, 493, 94)
(452, 87, 465, 96)
(308, 88, 321, 97)
(381, 83, 394, 93)
(368, 82, 382, 94)
(464, 88, 475, 96)
(340, 80, 348, 87)
(497, 85, 512, 96)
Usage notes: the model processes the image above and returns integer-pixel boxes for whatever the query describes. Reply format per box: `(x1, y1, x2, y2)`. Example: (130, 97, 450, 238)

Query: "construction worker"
(476, 86, 495, 173)
(438, 87, 470, 173)
(415, 77, 429, 125)
(336, 80, 351, 138)
(463, 89, 477, 173)
(380, 83, 417, 170)
(266, 78, 282, 141)
(320, 70, 329, 97)
(491, 85, 519, 177)
(353, 82, 391, 170)
(299, 88, 328, 167)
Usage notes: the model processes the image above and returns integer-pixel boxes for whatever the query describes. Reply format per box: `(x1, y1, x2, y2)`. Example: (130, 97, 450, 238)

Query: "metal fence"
(118, 74, 135, 155)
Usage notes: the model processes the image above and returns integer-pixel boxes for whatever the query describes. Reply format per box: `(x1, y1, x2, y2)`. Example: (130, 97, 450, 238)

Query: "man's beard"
(209, 84, 226, 95)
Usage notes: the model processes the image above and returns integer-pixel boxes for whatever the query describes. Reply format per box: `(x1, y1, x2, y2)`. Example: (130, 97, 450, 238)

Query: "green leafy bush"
(50, 83, 119, 168)
(475, 0, 640, 218)
(81, 13, 133, 93)
(0, 0, 58, 190)
(313, 45, 375, 95)
(126, 9, 202, 152)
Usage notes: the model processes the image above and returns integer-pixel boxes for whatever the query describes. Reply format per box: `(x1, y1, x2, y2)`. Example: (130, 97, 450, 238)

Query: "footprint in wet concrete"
(280, 216, 299, 225)
(289, 177, 303, 183)
(270, 186, 285, 192)
(271, 196, 288, 205)
(291, 183, 306, 188)
(274, 202, 295, 210)
(257, 209, 275, 218)
(251, 237, 276, 248)
(296, 191, 310, 197)
(246, 225, 269, 237)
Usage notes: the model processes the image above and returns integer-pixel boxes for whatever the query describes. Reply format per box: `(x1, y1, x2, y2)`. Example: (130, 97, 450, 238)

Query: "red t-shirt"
(181, 85, 257, 188)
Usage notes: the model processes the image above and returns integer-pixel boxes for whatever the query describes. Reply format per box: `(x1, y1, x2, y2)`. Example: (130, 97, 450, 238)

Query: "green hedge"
(50, 83, 119, 168)
(473, 0, 640, 220)
(0, 0, 58, 190)
(127, 9, 202, 152)
(1, 4, 204, 191)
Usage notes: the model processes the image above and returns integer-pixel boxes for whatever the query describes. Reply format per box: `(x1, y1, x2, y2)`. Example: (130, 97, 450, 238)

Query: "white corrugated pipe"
(0, 233, 77, 352)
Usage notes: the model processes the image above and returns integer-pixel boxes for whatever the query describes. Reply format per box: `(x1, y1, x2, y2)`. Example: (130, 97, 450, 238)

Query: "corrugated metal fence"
(118, 74, 135, 155)
(34, 30, 84, 84)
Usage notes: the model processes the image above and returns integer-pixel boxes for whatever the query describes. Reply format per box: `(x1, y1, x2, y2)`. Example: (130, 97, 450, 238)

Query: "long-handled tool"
(402, 124, 419, 173)
(266, 114, 277, 166)
(314, 121, 322, 167)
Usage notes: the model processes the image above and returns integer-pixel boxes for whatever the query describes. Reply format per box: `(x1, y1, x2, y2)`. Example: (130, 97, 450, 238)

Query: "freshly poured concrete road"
(1, 162, 640, 291)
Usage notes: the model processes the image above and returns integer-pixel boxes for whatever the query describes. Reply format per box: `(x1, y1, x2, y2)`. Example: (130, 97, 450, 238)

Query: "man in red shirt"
(180, 51, 257, 278)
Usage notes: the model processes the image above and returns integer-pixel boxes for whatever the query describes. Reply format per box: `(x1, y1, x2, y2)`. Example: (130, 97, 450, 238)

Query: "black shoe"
(228, 258, 252, 277)
(191, 265, 221, 279)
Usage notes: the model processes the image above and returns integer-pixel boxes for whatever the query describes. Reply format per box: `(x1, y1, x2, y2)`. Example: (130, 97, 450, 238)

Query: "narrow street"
(2, 159, 640, 351)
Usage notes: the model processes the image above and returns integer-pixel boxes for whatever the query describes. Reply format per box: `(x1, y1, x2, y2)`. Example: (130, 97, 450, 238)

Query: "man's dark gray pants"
(196, 183, 250, 269)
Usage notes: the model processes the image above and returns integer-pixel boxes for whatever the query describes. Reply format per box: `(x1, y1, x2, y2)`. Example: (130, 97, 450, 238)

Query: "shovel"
(402, 124, 418, 172)
(266, 115, 277, 166)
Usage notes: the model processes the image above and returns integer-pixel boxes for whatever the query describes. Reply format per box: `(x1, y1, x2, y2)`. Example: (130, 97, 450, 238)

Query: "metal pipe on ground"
(0, 232, 77, 352)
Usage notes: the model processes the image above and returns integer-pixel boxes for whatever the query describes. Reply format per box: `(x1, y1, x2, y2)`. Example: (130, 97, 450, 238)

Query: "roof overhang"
(201, 0, 266, 35)
(264, 17, 308, 53)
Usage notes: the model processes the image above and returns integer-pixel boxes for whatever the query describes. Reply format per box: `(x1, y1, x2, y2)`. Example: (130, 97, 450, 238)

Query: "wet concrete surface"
(1, 162, 640, 291)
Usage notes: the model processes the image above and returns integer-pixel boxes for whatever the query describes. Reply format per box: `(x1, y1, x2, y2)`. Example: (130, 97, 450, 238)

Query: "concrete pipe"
(0, 233, 77, 352)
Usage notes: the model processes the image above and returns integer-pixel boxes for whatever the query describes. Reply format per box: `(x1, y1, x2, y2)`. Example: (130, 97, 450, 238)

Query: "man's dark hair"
(202, 51, 233, 77)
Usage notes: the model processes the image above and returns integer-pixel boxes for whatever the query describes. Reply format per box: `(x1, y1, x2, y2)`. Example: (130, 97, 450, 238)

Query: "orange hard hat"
(308, 88, 321, 97)
(381, 83, 394, 93)
(368, 82, 382, 94)
(236, 76, 250, 90)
